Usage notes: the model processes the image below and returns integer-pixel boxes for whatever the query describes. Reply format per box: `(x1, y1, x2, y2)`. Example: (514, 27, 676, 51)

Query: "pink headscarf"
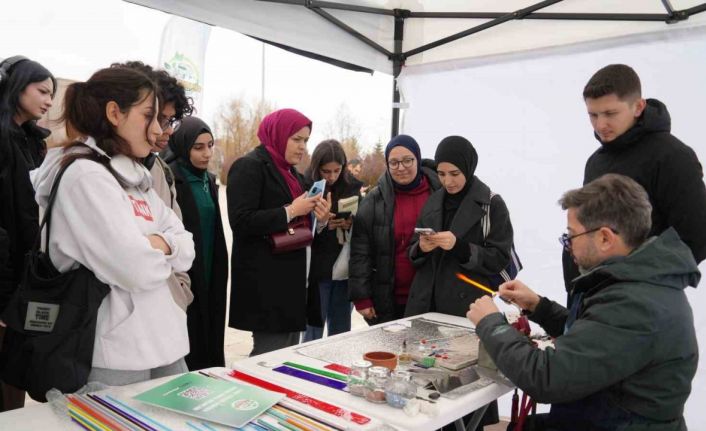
(258, 109, 312, 199)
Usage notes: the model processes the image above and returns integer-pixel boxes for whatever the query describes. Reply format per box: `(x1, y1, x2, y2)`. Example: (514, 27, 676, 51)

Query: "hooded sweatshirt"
(31, 138, 195, 370)
(478, 228, 699, 430)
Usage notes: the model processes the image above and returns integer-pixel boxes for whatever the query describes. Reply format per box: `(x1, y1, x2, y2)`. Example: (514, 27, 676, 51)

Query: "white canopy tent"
(126, 0, 706, 426)
(127, 0, 706, 134)
(125, 0, 706, 74)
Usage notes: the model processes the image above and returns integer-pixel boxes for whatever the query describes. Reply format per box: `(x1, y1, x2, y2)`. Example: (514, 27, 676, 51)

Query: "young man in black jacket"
(562, 64, 706, 294)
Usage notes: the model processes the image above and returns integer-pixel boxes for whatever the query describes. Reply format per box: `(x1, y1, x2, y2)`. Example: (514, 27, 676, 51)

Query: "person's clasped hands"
(327, 215, 352, 230)
(418, 231, 457, 252)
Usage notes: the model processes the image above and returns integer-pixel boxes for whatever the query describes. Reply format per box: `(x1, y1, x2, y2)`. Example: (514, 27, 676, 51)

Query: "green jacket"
(476, 228, 699, 430)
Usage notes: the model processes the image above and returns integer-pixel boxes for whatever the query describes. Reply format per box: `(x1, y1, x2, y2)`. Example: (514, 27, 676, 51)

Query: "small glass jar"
(347, 360, 372, 397)
(398, 340, 412, 366)
(364, 366, 389, 403)
(384, 370, 417, 408)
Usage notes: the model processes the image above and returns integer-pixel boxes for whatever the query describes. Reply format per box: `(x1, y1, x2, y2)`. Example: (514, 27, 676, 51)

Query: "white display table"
(0, 312, 513, 430)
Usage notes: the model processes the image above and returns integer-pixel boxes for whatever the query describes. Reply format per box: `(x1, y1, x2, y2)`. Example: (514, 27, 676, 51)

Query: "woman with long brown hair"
(30, 67, 195, 386)
(303, 139, 361, 341)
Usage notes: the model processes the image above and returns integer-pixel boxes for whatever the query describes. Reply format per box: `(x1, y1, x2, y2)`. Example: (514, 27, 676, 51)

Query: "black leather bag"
(0, 158, 110, 402)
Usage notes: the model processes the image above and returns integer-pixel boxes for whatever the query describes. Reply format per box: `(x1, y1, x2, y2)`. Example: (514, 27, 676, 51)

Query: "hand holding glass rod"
(455, 273, 519, 308)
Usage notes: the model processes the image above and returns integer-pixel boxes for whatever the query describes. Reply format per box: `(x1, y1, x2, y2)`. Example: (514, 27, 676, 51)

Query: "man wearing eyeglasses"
(562, 64, 706, 299)
(111, 61, 195, 312)
(468, 173, 698, 431)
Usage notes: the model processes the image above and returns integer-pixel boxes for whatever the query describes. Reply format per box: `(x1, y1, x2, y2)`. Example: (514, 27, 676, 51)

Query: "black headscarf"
(434, 136, 479, 228)
(167, 116, 213, 176)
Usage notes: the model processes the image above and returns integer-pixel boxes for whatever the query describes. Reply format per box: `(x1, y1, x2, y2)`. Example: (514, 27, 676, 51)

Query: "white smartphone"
(307, 179, 326, 198)
(414, 227, 436, 235)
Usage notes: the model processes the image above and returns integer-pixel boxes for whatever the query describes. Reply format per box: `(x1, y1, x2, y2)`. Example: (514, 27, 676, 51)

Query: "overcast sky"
(1, 0, 393, 151)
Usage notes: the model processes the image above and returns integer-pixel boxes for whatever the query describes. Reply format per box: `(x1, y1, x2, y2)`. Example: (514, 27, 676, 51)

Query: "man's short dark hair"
(110, 61, 194, 120)
(583, 64, 642, 102)
(559, 174, 652, 248)
(348, 158, 362, 166)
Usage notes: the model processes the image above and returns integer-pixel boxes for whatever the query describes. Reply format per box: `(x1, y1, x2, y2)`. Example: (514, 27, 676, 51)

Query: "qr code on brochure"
(178, 386, 211, 400)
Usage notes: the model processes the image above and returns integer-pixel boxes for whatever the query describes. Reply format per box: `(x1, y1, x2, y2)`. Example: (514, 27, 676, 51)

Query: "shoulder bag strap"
(38, 148, 105, 256)
(480, 191, 496, 241)
(38, 158, 79, 256)
(481, 191, 513, 282)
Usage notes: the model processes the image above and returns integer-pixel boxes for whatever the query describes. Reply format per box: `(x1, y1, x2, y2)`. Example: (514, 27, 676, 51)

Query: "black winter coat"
(306, 175, 362, 327)
(564, 99, 706, 291)
(169, 162, 228, 370)
(405, 177, 514, 318)
(0, 122, 49, 313)
(227, 145, 309, 332)
(349, 162, 441, 324)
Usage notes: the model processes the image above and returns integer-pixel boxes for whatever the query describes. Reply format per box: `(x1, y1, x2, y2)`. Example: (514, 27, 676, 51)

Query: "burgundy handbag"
(268, 218, 313, 254)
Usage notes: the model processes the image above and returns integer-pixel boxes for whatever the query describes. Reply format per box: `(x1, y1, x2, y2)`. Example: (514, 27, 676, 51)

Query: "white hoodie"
(31, 138, 195, 371)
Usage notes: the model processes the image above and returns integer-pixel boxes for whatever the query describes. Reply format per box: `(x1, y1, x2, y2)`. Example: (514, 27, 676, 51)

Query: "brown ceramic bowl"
(363, 351, 398, 371)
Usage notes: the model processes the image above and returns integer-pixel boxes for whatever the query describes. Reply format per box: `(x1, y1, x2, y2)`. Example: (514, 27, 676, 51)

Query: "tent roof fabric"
(127, 0, 706, 75)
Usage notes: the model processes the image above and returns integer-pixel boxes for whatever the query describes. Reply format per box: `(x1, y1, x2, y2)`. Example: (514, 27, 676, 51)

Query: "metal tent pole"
(391, 9, 408, 138)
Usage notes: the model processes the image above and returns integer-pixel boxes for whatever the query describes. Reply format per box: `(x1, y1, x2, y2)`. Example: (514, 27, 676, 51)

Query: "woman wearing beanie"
(405, 135, 514, 317)
(166, 116, 228, 370)
(349, 135, 441, 325)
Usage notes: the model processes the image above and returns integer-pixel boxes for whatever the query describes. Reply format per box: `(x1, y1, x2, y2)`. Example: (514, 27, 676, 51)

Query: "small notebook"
(337, 195, 359, 215)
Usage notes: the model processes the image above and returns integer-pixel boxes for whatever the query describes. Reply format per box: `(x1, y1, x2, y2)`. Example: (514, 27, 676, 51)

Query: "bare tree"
(359, 140, 386, 187)
(323, 103, 363, 161)
(214, 97, 275, 184)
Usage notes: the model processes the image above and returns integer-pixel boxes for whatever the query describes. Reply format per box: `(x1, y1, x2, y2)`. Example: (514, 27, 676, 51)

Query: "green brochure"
(134, 373, 284, 428)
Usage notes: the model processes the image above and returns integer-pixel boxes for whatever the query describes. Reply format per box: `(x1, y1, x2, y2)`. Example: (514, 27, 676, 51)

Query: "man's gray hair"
(559, 174, 652, 248)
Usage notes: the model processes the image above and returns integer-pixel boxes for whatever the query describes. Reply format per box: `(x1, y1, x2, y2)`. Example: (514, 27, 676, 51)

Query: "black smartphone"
(335, 211, 352, 219)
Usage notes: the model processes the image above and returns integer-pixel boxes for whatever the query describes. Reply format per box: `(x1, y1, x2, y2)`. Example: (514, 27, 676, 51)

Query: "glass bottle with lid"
(364, 366, 390, 403)
(347, 360, 372, 397)
(384, 370, 417, 408)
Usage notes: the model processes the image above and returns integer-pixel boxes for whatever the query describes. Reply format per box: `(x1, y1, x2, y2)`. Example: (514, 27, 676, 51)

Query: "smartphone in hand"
(414, 227, 436, 235)
(308, 179, 326, 198)
(335, 211, 352, 220)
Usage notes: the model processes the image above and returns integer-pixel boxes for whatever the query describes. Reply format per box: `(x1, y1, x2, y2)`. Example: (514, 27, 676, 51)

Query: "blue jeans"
(303, 280, 353, 342)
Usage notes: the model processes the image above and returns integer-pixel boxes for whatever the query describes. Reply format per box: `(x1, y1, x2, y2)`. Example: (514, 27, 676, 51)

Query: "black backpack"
(0, 158, 110, 402)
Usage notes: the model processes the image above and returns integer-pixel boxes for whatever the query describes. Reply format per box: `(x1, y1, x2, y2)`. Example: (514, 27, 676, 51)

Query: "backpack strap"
(480, 191, 496, 241)
(480, 190, 513, 283)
